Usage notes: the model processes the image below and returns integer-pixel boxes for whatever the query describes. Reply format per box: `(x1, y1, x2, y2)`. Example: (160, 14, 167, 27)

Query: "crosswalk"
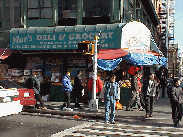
(52, 120, 183, 137)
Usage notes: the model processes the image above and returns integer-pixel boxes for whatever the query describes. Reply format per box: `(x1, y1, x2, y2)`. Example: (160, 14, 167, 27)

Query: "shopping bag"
(115, 101, 123, 110)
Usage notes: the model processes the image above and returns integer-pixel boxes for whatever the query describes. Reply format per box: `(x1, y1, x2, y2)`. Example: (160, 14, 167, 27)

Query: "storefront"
(8, 21, 166, 104)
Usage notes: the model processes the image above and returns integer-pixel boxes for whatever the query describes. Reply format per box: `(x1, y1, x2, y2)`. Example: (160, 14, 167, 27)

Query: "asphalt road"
(0, 112, 88, 137)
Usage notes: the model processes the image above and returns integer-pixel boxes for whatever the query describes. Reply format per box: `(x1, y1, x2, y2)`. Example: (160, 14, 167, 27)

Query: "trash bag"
(115, 101, 123, 110)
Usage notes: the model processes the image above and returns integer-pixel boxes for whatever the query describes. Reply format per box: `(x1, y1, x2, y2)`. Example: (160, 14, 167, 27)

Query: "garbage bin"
(120, 87, 137, 108)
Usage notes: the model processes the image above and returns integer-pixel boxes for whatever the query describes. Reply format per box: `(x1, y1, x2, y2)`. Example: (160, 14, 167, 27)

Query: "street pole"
(89, 36, 99, 111)
(166, 0, 169, 76)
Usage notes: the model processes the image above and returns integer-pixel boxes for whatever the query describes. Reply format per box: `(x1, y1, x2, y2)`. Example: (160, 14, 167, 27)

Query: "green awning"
(10, 23, 126, 50)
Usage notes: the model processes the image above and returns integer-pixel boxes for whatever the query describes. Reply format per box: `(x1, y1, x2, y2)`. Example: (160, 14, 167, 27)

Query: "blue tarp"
(97, 58, 123, 71)
(122, 53, 159, 66)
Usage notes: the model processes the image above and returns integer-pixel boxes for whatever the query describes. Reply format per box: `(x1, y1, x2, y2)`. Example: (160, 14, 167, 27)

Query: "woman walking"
(171, 78, 183, 127)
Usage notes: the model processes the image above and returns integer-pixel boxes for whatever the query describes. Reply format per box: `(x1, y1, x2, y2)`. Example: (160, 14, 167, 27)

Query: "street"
(0, 112, 88, 137)
(1, 94, 183, 137)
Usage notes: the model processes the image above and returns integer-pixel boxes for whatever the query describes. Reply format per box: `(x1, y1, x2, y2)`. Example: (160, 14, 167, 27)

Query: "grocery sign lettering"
(10, 30, 121, 50)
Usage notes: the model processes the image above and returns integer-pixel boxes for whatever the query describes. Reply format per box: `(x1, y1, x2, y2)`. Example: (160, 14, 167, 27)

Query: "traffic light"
(78, 42, 90, 53)
(77, 41, 100, 55)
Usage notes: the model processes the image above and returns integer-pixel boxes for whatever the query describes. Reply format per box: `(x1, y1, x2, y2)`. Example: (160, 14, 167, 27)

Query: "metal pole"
(166, 0, 169, 74)
(92, 36, 98, 100)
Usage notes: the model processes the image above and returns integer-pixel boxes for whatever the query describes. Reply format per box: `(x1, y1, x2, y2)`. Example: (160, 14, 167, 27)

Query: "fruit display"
(120, 80, 131, 88)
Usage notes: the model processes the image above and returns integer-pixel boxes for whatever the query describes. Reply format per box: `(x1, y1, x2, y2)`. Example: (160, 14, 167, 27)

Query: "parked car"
(0, 79, 36, 109)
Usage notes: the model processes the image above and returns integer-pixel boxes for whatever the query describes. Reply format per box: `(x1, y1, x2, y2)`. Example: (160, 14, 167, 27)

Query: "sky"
(175, 0, 183, 49)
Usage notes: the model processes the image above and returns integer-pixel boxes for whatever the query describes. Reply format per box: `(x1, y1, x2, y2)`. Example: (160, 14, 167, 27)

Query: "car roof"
(0, 80, 23, 89)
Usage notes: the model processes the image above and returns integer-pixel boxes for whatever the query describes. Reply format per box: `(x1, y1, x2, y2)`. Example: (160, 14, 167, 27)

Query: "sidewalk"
(23, 97, 173, 124)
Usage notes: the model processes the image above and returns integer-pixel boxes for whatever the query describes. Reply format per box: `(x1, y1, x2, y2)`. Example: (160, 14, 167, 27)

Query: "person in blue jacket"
(61, 71, 73, 109)
(104, 74, 119, 124)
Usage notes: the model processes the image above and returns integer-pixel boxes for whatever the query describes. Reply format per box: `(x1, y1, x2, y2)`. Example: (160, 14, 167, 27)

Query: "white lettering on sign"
(36, 35, 56, 40)
(75, 33, 81, 40)
(59, 34, 66, 40)
(68, 34, 75, 40)
(82, 33, 88, 39)
(12, 35, 32, 44)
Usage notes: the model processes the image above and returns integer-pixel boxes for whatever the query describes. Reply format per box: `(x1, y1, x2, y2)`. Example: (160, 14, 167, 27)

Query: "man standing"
(143, 72, 159, 118)
(160, 75, 166, 98)
(104, 74, 119, 124)
(127, 71, 143, 111)
(26, 74, 47, 109)
(61, 71, 73, 110)
(73, 70, 83, 109)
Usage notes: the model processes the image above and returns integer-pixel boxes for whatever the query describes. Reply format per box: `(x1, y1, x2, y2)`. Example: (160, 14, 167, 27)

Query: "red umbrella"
(97, 48, 129, 59)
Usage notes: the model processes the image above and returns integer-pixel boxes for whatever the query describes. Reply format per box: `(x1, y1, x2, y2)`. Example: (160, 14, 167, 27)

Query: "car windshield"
(0, 80, 23, 89)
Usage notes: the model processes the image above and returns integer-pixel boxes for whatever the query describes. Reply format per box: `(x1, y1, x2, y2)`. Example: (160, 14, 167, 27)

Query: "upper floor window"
(83, 0, 109, 17)
(28, 0, 52, 19)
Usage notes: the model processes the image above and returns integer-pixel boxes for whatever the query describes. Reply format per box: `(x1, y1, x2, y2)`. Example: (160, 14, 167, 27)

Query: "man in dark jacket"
(143, 72, 159, 118)
(26, 74, 47, 109)
(73, 70, 83, 108)
(171, 78, 183, 127)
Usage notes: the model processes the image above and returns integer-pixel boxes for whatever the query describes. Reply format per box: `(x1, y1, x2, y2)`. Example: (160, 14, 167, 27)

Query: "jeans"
(172, 102, 182, 124)
(145, 95, 155, 115)
(35, 93, 45, 108)
(105, 96, 116, 122)
(63, 91, 70, 108)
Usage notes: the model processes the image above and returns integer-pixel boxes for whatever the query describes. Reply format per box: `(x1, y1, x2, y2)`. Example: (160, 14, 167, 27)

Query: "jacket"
(88, 75, 103, 93)
(74, 74, 83, 92)
(143, 79, 159, 96)
(62, 75, 73, 92)
(104, 81, 119, 100)
(172, 85, 183, 103)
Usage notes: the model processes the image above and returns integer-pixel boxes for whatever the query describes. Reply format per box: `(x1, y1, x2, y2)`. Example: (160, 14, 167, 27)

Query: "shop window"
(83, 0, 110, 25)
(28, 0, 53, 20)
(58, 0, 77, 26)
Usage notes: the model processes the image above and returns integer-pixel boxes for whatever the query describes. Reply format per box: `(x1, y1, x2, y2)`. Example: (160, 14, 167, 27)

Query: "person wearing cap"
(104, 74, 119, 124)
(126, 71, 143, 111)
(143, 72, 159, 118)
(61, 71, 73, 110)
(171, 78, 183, 127)
(73, 70, 83, 109)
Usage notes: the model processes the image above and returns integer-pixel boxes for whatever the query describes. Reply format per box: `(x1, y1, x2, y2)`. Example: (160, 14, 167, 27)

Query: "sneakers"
(145, 114, 149, 118)
(111, 121, 115, 124)
(105, 121, 109, 124)
(62, 107, 73, 111)
(149, 114, 153, 117)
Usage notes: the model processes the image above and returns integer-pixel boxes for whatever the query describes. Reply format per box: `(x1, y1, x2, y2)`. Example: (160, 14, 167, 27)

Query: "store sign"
(10, 30, 121, 50)
(121, 21, 151, 50)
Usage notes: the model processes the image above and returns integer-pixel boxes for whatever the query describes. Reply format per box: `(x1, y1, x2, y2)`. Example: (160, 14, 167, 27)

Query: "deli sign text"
(10, 30, 121, 50)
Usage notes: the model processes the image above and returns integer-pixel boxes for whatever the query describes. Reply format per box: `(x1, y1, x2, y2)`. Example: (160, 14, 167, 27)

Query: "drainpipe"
(24, 0, 27, 28)
(120, 0, 124, 23)
(77, 0, 83, 25)
(21, 0, 24, 26)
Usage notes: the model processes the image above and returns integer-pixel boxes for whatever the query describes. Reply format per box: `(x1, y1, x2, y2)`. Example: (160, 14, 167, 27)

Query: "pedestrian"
(143, 72, 160, 118)
(138, 73, 145, 110)
(73, 70, 83, 109)
(104, 74, 119, 124)
(61, 71, 73, 110)
(26, 74, 47, 109)
(87, 75, 103, 98)
(126, 71, 143, 111)
(171, 78, 183, 127)
(160, 75, 167, 98)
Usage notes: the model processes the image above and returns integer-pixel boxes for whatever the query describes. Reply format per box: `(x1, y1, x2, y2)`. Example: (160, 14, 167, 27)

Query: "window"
(28, 0, 52, 19)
